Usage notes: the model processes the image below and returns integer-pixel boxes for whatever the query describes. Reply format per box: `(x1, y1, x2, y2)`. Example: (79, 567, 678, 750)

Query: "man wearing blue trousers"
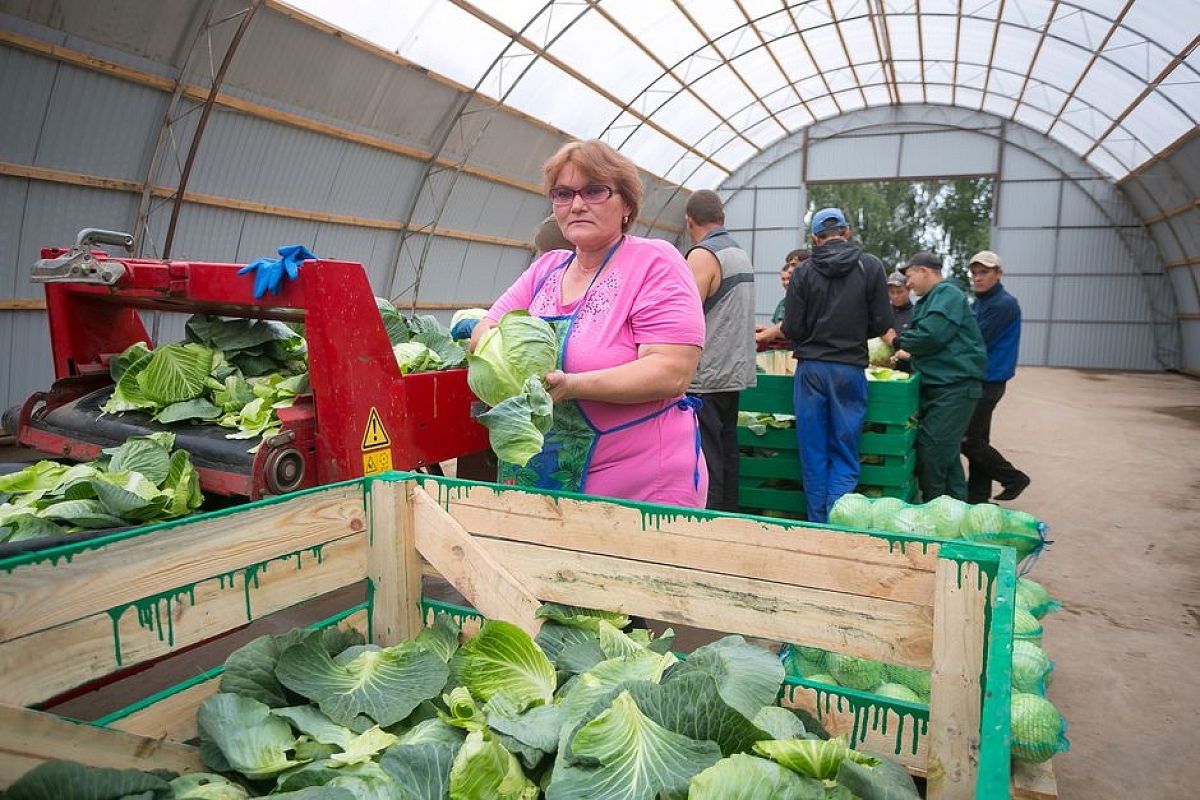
(781, 208, 893, 522)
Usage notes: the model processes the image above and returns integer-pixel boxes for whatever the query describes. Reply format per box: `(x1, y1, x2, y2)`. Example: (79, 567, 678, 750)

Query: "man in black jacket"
(782, 208, 893, 522)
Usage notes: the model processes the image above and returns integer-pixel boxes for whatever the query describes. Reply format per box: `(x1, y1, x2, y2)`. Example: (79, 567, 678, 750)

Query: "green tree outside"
(808, 178, 994, 289)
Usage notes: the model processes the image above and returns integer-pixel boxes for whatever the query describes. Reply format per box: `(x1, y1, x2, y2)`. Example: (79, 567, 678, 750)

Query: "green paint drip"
(107, 586, 198, 665)
(104, 541, 333, 668)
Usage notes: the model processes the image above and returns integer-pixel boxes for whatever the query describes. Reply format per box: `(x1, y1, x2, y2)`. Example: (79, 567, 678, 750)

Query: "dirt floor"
(4, 367, 1198, 796)
(994, 367, 1200, 798)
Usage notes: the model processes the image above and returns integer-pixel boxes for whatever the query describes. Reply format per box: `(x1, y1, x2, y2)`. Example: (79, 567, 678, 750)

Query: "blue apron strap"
(678, 395, 704, 490)
(596, 394, 705, 490)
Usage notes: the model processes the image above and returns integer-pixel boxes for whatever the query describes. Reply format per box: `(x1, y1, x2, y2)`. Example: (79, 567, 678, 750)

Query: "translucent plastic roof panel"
(288, 0, 1200, 186)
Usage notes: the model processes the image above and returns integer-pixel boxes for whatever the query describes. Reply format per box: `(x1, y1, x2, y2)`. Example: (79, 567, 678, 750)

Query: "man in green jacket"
(885, 252, 987, 501)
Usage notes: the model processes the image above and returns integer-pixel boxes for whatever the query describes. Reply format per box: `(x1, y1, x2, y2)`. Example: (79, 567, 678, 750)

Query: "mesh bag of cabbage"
(1011, 640, 1055, 695)
(829, 494, 1049, 566)
(1011, 692, 1070, 762)
(1015, 577, 1062, 618)
(1013, 606, 1044, 646)
(960, 505, 1048, 562)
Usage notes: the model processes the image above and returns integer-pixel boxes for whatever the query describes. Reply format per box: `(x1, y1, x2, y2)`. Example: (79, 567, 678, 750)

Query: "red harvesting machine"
(15, 229, 489, 500)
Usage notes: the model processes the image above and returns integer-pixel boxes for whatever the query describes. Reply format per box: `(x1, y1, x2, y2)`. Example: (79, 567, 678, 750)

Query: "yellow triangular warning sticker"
(361, 407, 391, 450)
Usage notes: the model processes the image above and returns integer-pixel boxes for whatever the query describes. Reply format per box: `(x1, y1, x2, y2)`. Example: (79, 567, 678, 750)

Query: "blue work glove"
(238, 244, 317, 299)
(450, 317, 479, 341)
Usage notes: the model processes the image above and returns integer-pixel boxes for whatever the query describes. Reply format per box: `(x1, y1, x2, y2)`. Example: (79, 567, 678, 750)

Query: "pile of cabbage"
(8, 604, 927, 799)
(100, 304, 468, 449)
(782, 576, 1069, 765)
(828, 493, 1048, 563)
(0, 433, 203, 544)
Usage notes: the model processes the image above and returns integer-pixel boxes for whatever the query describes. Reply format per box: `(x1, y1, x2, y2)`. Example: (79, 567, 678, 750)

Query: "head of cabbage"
(829, 493, 874, 529)
(466, 312, 557, 407)
(920, 495, 969, 538)
(466, 312, 559, 466)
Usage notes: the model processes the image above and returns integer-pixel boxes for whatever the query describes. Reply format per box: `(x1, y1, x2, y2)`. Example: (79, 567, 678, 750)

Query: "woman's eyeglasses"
(549, 184, 615, 206)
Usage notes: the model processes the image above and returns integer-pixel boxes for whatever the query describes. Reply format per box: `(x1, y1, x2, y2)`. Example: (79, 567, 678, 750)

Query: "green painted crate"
(738, 421, 917, 458)
(741, 373, 920, 432)
(860, 424, 918, 456)
(738, 480, 808, 515)
(865, 373, 921, 406)
(740, 449, 915, 487)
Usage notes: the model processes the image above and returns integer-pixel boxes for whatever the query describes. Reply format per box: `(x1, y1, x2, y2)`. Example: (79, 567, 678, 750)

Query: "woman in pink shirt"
(471, 140, 707, 508)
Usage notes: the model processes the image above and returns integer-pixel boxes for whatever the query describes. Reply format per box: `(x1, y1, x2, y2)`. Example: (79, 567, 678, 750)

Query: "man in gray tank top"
(685, 190, 757, 512)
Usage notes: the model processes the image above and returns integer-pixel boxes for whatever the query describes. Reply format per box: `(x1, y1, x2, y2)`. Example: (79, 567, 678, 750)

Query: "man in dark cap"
(885, 251, 986, 501)
(782, 207, 892, 522)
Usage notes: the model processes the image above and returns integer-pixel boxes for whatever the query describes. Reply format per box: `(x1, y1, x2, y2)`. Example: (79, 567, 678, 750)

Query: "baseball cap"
(900, 251, 942, 273)
(810, 207, 848, 236)
(887, 270, 907, 287)
(968, 250, 1002, 269)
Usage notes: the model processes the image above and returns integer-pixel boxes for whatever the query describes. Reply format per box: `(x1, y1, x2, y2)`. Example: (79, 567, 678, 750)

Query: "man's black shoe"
(994, 474, 1030, 502)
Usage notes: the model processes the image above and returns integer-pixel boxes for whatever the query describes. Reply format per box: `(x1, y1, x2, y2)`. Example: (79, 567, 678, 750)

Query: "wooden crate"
(0, 473, 1030, 799)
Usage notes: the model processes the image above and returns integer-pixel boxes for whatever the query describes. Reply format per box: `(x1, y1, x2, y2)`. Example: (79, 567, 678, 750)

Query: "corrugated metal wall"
(0, 1, 689, 414)
(1118, 129, 1200, 375)
(720, 105, 1178, 372)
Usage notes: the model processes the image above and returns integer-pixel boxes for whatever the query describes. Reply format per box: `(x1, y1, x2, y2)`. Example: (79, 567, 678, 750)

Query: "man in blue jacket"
(961, 250, 1030, 503)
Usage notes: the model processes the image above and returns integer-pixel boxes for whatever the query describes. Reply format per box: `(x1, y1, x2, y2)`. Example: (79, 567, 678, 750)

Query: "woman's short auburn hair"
(542, 140, 643, 233)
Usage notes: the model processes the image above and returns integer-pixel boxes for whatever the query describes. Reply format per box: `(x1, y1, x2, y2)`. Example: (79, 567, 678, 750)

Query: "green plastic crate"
(859, 424, 918, 456)
(738, 481, 808, 515)
(741, 373, 920, 430)
(865, 374, 920, 406)
(739, 448, 914, 488)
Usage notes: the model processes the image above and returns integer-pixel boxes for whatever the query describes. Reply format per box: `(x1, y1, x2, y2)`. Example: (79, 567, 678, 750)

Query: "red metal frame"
(18, 249, 487, 499)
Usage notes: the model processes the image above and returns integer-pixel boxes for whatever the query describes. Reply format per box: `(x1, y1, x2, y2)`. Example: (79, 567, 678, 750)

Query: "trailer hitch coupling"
(31, 228, 133, 285)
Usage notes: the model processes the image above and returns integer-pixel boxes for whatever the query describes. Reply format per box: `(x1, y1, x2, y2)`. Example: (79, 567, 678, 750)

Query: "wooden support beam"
(0, 160, 530, 249)
(0, 704, 203, 785)
(367, 480, 423, 645)
(411, 486, 542, 636)
(0, 298, 46, 311)
(926, 560, 987, 800)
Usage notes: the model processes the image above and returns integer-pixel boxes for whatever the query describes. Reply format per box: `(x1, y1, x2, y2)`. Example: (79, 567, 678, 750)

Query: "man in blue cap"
(781, 207, 892, 522)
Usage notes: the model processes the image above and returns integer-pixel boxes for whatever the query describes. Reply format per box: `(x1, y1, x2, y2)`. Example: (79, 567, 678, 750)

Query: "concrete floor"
(994, 367, 1200, 798)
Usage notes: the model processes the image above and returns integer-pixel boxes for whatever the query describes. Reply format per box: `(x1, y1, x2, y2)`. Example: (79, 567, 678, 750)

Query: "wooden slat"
(0, 298, 47, 311)
(442, 485, 937, 604)
(108, 608, 371, 742)
(0, 704, 203, 786)
(478, 538, 934, 667)
(782, 686, 928, 772)
(0, 533, 365, 706)
(926, 560, 987, 800)
(0, 485, 364, 645)
(1012, 759, 1059, 800)
(367, 481, 422, 645)
(412, 487, 542, 636)
(108, 678, 219, 743)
